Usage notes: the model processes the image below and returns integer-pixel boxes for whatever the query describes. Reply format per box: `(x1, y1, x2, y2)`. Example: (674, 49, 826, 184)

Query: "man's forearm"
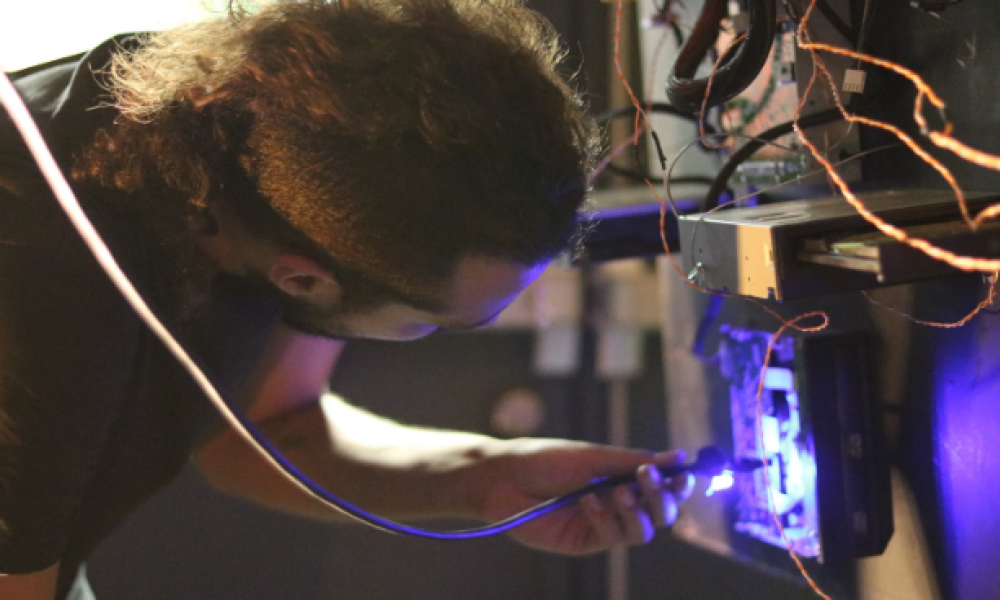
(196, 392, 691, 556)
(196, 393, 502, 522)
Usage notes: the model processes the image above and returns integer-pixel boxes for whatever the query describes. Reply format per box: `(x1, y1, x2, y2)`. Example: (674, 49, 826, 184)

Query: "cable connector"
(843, 68, 867, 94)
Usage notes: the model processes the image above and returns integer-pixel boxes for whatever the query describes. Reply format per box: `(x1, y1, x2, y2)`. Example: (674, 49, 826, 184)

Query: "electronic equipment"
(678, 189, 1000, 300)
(715, 5, 862, 193)
(588, 0, 868, 263)
(718, 327, 892, 561)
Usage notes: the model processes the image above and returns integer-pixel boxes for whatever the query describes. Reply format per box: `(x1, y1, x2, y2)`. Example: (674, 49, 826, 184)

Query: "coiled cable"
(665, 0, 777, 114)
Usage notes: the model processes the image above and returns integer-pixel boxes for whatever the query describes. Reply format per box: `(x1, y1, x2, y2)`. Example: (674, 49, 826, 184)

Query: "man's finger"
(661, 491, 679, 527)
(580, 447, 658, 480)
(637, 464, 669, 527)
(613, 486, 654, 544)
(652, 449, 685, 468)
(670, 472, 695, 503)
(580, 493, 623, 547)
(649, 449, 694, 505)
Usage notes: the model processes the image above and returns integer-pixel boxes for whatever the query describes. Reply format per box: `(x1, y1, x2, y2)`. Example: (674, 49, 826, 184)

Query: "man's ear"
(268, 254, 343, 305)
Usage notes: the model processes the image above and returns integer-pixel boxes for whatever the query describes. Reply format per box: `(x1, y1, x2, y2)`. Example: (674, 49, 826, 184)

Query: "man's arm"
(194, 324, 517, 521)
(197, 390, 507, 521)
(195, 325, 691, 553)
(196, 328, 493, 519)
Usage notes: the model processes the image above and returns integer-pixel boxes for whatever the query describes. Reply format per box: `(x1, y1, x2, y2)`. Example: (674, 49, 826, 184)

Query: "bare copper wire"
(862, 272, 998, 328)
(796, 0, 1000, 233)
(793, 0, 1000, 271)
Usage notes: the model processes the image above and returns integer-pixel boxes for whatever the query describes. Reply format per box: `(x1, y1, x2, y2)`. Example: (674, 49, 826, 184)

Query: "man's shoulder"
(0, 35, 154, 280)
(4, 35, 140, 166)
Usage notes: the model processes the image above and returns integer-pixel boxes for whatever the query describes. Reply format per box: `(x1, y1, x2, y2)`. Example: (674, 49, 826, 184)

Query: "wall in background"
(0, 0, 220, 71)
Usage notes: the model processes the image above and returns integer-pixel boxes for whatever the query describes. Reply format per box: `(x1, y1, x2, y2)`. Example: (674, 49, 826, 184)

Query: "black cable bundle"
(702, 107, 843, 211)
(665, 0, 777, 114)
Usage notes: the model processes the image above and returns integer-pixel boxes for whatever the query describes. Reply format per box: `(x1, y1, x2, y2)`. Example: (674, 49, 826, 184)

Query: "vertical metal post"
(606, 379, 631, 600)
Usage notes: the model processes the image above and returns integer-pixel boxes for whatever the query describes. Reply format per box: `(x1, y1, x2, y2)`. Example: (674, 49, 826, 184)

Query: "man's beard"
(241, 268, 375, 341)
(276, 294, 362, 341)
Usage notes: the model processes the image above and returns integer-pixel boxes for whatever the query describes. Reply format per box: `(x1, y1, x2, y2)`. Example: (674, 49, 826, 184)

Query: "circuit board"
(717, 1, 862, 191)
(718, 327, 822, 558)
(718, 20, 809, 186)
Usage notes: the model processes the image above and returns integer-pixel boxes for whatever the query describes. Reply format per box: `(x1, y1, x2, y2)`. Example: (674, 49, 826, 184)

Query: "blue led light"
(721, 329, 821, 557)
(706, 469, 735, 496)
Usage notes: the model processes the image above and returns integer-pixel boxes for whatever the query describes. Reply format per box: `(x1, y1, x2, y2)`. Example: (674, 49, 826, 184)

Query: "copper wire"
(862, 272, 998, 328)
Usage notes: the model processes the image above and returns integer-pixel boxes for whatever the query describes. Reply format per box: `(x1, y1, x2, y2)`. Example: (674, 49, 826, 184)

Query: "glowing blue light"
(706, 469, 735, 497)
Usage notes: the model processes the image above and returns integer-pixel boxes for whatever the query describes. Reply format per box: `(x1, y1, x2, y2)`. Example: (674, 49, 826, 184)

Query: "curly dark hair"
(73, 0, 599, 312)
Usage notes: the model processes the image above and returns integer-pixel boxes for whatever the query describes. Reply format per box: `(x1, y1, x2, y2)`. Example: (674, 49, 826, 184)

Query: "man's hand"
(471, 439, 694, 555)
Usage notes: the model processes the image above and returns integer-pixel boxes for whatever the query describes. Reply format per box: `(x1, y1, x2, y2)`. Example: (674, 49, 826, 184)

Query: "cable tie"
(650, 130, 668, 171)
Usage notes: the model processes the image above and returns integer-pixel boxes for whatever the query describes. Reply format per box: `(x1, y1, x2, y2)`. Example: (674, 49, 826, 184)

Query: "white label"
(843, 69, 867, 94)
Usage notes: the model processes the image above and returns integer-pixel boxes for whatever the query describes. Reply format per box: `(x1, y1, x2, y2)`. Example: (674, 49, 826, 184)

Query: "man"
(0, 1, 691, 598)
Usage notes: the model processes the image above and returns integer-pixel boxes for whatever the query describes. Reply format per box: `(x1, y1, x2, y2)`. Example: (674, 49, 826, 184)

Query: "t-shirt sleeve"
(0, 174, 142, 573)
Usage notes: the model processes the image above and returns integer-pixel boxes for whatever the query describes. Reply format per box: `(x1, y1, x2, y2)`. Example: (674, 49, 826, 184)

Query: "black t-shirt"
(0, 38, 283, 596)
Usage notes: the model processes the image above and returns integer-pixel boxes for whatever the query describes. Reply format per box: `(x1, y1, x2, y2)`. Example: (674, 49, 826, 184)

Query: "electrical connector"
(843, 68, 867, 94)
